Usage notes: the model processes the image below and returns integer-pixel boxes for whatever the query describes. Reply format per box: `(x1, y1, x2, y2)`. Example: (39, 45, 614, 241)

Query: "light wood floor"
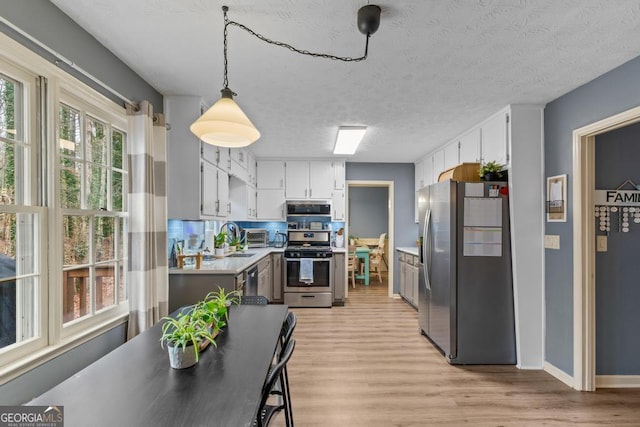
(273, 273, 640, 426)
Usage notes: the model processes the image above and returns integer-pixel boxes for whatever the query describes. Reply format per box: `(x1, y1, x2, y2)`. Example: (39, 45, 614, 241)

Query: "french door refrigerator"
(418, 180, 516, 364)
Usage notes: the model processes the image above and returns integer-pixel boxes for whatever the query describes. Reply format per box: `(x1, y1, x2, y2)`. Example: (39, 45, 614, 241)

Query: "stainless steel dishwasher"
(245, 265, 258, 296)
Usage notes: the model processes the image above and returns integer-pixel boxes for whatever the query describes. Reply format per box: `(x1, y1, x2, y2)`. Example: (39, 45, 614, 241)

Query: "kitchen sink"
(226, 253, 254, 258)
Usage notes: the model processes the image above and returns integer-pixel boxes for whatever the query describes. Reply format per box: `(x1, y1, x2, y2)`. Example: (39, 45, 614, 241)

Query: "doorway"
(345, 180, 394, 299)
(573, 105, 640, 391)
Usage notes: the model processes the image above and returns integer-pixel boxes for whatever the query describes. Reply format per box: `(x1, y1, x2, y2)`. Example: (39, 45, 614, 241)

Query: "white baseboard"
(544, 361, 574, 388)
(596, 375, 640, 388)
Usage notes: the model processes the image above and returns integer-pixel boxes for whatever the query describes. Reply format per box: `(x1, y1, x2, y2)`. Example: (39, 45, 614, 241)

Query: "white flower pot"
(167, 344, 198, 369)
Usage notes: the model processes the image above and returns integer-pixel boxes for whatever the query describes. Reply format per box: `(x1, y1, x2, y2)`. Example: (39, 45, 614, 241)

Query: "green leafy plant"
(478, 161, 505, 178)
(228, 235, 241, 249)
(160, 307, 218, 362)
(198, 287, 241, 328)
(213, 231, 227, 249)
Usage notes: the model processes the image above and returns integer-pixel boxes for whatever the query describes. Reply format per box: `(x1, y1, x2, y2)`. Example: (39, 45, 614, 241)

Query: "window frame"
(0, 34, 130, 381)
(56, 85, 129, 340)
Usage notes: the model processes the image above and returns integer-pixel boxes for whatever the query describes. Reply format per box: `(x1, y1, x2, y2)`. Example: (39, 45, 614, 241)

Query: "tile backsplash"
(168, 219, 346, 257)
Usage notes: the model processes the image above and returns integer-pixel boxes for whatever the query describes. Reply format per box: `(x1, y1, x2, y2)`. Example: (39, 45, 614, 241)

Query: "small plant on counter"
(228, 236, 241, 251)
(213, 232, 227, 249)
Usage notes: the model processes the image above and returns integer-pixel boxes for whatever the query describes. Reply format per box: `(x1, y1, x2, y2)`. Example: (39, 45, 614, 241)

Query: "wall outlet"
(596, 235, 607, 252)
(544, 235, 560, 250)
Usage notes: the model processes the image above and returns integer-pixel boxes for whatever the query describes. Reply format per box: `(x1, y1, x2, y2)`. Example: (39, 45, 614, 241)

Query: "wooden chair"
(370, 233, 387, 268)
(369, 251, 383, 283)
(347, 245, 360, 288)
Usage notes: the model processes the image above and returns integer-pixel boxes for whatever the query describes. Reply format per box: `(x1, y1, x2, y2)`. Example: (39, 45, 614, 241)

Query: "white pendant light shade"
(190, 90, 260, 147)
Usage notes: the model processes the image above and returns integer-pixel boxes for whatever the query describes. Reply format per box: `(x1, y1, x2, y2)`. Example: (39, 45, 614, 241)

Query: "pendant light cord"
(222, 6, 370, 91)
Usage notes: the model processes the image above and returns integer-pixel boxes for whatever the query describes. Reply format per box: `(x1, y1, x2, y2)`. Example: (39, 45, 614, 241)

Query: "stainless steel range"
(284, 230, 333, 308)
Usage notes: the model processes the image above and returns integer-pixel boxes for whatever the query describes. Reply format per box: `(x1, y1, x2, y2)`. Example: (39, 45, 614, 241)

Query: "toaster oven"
(244, 228, 268, 248)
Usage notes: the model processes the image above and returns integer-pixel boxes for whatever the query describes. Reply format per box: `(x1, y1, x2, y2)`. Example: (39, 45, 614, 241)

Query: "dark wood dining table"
(27, 304, 289, 427)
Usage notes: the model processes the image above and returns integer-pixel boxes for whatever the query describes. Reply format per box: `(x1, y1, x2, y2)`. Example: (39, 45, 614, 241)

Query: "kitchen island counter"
(169, 247, 284, 275)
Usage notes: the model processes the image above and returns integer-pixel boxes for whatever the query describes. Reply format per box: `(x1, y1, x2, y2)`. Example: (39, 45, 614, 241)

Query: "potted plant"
(199, 287, 241, 329)
(228, 236, 241, 252)
(160, 307, 218, 369)
(479, 161, 507, 181)
(213, 231, 227, 257)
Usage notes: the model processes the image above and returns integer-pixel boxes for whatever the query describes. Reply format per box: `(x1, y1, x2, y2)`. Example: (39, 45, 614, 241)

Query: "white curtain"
(126, 100, 168, 339)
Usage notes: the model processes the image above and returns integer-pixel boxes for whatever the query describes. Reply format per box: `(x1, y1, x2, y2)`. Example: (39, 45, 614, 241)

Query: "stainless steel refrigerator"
(418, 180, 516, 364)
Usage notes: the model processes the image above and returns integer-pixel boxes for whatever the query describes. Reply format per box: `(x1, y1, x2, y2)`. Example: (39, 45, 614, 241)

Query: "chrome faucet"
(219, 221, 243, 245)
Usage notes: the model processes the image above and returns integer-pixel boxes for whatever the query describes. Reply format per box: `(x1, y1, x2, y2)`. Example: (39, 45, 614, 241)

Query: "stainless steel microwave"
(286, 201, 331, 215)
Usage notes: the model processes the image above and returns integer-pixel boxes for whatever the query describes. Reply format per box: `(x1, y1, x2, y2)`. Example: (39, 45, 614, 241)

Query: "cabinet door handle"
(215, 200, 220, 213)
(309, 188, 312, 197)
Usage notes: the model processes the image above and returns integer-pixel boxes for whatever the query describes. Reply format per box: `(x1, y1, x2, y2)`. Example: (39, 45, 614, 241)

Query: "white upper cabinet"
(201, 161, 229, 218)
(257, 160, 285, 189)
(333, 161, 346, 190)
(284, 160, 334, 200)
(247, 151, 257, 187)
(459, 128, 481, 163)
(432, 149, 445, 183)
(443, 142, 459, 171)
(284, 161, 308, 198)
(256, 189, 286, 220)
(229, 148, 249, 182)
(415, 159, 425, 190)
(332, 189, 345, 221)
(423, 156, 434, 187)
(202, 144, 231, 171)
(309, 161, 333, 199)
(480, 111, 509, 166)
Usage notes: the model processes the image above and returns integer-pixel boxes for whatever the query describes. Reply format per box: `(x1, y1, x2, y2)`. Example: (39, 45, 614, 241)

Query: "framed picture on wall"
(547, 174, 567, 222)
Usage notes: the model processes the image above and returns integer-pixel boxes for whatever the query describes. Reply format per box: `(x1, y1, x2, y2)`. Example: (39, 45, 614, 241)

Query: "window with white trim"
(58, 97, 128, 325)
(0, 42, 129, 371)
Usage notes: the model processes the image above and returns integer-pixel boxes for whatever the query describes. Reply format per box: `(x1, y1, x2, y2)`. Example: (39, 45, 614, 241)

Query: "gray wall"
(0, 0, 156, 401)
(348, 187, 388, 238)
(544, 54, 640, 375)
(594, 124, 640, 375)
(0, 0, 163, 112)
(346, 163, 417, 292)
(0, 323, 126, 405)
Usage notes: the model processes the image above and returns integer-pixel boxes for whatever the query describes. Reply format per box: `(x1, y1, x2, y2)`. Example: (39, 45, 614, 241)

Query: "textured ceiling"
(49, 0, 640, 162)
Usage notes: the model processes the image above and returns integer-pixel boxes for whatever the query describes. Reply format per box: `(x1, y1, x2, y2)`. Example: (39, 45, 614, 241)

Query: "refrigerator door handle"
(423, 208, 432, 290)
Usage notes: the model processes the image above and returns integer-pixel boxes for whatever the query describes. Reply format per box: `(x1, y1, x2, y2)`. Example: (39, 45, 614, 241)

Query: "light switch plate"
(544, 235, 560, 249)
(596, 235, 607, 252)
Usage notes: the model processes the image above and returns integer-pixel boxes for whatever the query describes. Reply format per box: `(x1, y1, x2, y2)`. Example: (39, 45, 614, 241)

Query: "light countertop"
(396, 246, 419, 256)
(170, 248, 282, 275)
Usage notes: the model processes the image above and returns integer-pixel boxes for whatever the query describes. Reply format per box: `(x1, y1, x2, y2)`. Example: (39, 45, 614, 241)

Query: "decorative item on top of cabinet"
(478, 161, 507, 182)
(437, 162, 481, 183)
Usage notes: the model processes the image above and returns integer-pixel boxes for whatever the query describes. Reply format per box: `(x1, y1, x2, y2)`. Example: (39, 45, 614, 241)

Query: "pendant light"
(190, 7, 260, 147)
(190, 5, 381, 148)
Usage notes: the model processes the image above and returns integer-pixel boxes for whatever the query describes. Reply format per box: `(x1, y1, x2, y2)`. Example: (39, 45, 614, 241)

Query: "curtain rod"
(0, 16, 134, 105)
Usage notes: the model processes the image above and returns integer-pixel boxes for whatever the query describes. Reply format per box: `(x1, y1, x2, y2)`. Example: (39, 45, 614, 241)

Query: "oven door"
(285, 258, 332, 292)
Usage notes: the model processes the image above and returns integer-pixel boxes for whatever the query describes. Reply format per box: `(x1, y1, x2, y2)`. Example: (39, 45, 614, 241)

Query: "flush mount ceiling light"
(190, 5, 382, 148)
(333, 126, 368, 155)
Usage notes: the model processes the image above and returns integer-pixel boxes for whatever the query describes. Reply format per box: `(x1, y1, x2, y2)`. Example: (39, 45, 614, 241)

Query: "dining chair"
(369, 250, 383, 283)
(240, 295, 269, 305)
(347, 245, 360, 288)
(272, 312, 297, 427)
(255, 339, 296, 427)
